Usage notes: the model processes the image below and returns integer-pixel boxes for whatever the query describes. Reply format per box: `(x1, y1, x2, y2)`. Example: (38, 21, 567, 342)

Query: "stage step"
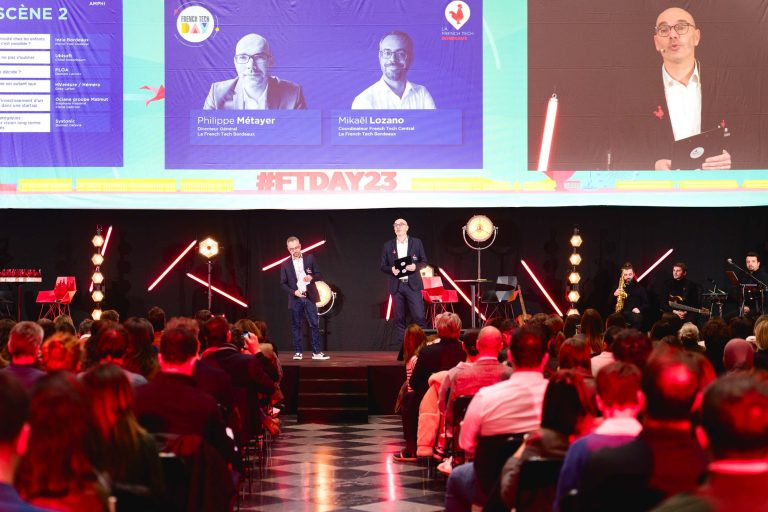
(297, 366, 369, 423)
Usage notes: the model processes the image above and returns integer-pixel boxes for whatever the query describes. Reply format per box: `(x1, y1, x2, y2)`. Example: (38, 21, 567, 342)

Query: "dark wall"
(1, 206, 766, 351)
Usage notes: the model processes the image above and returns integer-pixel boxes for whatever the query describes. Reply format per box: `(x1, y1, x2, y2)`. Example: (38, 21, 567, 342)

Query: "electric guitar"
(668, 301, 710, 316)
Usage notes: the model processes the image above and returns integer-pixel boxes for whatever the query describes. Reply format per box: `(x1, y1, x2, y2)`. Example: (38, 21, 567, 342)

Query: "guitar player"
(658, 262, 703, 323)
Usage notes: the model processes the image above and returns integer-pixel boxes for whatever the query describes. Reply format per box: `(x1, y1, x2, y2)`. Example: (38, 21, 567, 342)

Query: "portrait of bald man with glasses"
(352, 31, 436, 109)
(204, 33, 306, 110)
(651, 7, 731, 170)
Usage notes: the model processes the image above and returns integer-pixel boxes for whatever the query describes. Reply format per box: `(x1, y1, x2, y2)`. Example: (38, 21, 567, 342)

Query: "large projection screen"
(1, 0, 767, 209)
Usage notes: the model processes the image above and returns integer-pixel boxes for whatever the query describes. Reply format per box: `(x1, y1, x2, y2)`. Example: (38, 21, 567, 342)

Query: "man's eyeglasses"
(393, 222, 407, 228)
(235, 53, 270, 64)
(379, 49, 408, 61)
(654, 22, 695, 37)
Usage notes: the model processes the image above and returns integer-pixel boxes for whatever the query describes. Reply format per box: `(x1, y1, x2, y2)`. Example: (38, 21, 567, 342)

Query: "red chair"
(421, 276, 458, 327)
(36, 276, 76, 319)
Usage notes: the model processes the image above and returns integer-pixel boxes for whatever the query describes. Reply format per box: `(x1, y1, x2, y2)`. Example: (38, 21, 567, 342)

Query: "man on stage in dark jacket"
(280, 236, 329, 360)
(380, 218, 428, 359)
(614, 262, 648, 330)
(658, 262, 702, 323)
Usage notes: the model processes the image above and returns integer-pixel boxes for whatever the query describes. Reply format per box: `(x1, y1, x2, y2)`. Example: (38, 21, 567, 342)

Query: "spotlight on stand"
(566, 227, 583, 316)
(198, 238, 219, 311)
(462, 215, 498, 327)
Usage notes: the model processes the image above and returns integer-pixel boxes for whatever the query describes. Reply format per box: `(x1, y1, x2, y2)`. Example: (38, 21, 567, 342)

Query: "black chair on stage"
(480, 276, 518, 319)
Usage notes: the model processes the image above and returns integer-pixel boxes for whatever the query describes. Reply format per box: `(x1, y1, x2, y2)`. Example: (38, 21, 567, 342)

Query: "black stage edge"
(278, 351, 404, 423)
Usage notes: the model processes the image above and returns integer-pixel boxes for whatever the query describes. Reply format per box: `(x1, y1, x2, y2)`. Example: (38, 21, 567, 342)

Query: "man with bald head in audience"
(438, 326, 512, 428)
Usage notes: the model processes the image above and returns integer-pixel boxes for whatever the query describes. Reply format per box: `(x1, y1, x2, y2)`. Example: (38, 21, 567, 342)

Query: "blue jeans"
(445, 462, 479, 512)
(290, 296, 321, 354)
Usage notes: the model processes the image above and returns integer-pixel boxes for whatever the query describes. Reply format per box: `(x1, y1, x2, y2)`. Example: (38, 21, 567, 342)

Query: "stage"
(277, 351, 405, 423)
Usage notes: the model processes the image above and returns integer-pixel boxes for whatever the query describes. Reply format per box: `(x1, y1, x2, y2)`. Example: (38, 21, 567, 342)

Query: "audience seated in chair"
(0, 321, 46, 390)
(576, 346, 707, 511)
(444, 323, 550, 511)
(16, 372, 110, 512)
(123, 317, 161, 381)
(654, 372, 768, 512)
(40, 332, 81, 373)
(498, 369, 596, 511)
(82, 363, 166, 511)
(84, 321, 148, 387)
(394, 312, 466, 463)
(555, 361, 643, 508)
(0, 372, 54, 512)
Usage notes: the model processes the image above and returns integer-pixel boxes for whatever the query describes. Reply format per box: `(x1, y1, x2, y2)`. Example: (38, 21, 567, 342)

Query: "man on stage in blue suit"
(380, 218, 428, 359)
(280, 236, 329, 360)
(203, 33, 306, 110)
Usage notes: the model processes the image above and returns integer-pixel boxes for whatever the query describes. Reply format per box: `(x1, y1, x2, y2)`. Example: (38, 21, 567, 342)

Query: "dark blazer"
(612, 61, 759, 170)
(192, 359, 235, 412)
(203, 76, 306, 110)
(409, 337, 466, 396)
(134, 372, 233, 463)
(380, 237, 428, 293)
(280, 253, 322, 308)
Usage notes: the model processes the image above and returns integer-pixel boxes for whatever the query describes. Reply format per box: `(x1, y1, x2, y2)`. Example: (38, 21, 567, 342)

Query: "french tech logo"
(445, 1, 470, 30)
(176, 4, 217, 44)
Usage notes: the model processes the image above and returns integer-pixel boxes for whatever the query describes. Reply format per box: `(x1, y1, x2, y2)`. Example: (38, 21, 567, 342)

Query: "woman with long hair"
(580, 308, 604, 356)
(122, 317, 160, 380)
(81, 363, 164, 510)
(15, 372, 109, 512)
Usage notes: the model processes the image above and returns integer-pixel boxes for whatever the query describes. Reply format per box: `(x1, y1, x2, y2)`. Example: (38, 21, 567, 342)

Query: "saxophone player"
(613, 262, 648, 329)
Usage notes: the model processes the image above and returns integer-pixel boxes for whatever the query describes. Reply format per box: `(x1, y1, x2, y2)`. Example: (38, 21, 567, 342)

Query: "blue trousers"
(290, 296, 322, 354)
(394, 281, 427, 344)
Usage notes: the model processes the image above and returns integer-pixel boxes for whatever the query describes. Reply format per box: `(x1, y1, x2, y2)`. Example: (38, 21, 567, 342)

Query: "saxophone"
(615, 273, 628, 313)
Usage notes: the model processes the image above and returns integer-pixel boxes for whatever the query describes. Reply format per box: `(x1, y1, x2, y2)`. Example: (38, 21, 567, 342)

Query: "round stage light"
(199, 238, 219, 259)
(92, 234, 104, 248)
(569, 253, 582, 266)
(465, 215, 495, 243)
(315, 281, 332, 308)
(568, 272, 581, 284)
(92, 308, 102, 320)
(92, 253, 104, 266)
(91, 290, 104, 303)
(92, 271, 104, 285)
(567, 290, 580, 303)
(566, 307, 580, 317)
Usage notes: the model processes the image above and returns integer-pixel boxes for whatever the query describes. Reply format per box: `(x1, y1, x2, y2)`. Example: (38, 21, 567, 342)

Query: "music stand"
(453, 278, 492, 328)
(726, 270, 759, 317)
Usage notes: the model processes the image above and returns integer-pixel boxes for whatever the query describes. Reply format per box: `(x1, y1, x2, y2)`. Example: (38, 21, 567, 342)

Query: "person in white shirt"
(352, 31, 436, 110)
(652, 7, 730, 170)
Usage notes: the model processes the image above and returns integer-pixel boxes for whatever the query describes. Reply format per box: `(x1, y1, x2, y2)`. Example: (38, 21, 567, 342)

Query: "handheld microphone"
(727, 258, 734, 265)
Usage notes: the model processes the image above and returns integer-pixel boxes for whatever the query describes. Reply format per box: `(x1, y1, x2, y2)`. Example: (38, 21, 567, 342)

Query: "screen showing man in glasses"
(203, 33, 306, 110)
(352, 31, 436, 109)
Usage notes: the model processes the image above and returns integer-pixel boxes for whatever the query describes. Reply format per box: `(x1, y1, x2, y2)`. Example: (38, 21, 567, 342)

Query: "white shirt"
(292, 256, 307, 294)
(591, 351, 615, 377)
(352, 78, 436, 109)
(662, 63, 701, 141)
(458, 370, 549, 455)
(396, 237, 409, 280)
(242, 82, 268, 110)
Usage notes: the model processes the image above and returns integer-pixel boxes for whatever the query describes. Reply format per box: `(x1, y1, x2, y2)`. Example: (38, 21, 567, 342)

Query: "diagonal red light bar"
(637, 248, 674, 282)
(520, 259, 564, 316)
(261, 240, 326, 271)
(385, 294, 393, 321)
(186, 273, 248, 308)
(438, 268, 486, 322)
(101, 225, 113, 256)
(91, 225, 114, 293)
(147, 240, 197, 291)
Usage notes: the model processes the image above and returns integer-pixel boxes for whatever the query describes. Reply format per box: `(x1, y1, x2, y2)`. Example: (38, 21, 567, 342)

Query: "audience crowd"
(0, 308, 282, 512)
(2, 306, 768, 511)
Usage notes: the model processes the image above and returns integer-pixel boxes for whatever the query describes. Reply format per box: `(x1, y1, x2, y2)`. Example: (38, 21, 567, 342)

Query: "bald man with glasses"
(651, 7, 731, 170)
(380, 219, 429, 359)
(204, 33, 306, 110)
